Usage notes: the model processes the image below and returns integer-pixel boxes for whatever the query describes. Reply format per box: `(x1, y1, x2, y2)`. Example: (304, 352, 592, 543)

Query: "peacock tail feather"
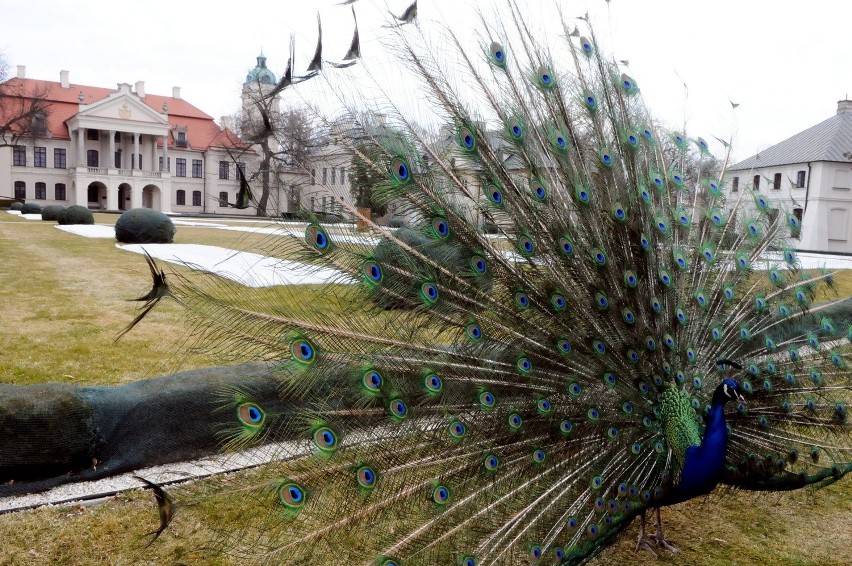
(131, 2, 852, 564)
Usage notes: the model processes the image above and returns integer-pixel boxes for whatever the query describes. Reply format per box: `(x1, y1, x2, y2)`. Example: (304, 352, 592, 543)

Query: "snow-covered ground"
(54, 224, 116, 238)
(119, 243, 353, 287)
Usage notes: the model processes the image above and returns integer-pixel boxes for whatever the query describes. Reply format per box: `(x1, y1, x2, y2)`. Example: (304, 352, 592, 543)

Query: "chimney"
(16, 65, 25, 79)
(838, 99, 852, 115)
(135, 80, 145, 99)
(172, 86, 181, 100)
(60, 70, 70, 89)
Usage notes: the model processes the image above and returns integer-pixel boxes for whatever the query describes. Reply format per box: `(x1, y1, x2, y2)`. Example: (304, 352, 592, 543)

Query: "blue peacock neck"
(665, 380, 743, 505)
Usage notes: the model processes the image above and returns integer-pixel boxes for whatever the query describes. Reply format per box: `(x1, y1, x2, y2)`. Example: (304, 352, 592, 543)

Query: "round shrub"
(10, 202, 24, 211)
(372, 227, 493, 310)
(41, 204, 66, 221)
(115, 208, 176, 244)
(58, 205, 95, 225)
(20, 202, 42, 214)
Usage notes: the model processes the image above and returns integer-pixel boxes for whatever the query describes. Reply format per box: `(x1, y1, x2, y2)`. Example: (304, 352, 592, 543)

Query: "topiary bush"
(114, 208, 176, 244)
(10, 202, 23, 211)
(371, 227, 493, 310)
(41, 204, 66, 221)
(20, 202, 42, 215)
(57, 205, 94, 225)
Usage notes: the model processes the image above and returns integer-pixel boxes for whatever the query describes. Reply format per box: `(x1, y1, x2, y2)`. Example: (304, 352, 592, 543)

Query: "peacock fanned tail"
(137, 3, 852, 564)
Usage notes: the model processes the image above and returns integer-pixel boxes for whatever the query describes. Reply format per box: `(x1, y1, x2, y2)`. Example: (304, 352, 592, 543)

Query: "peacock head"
(713, 378, 745, 406)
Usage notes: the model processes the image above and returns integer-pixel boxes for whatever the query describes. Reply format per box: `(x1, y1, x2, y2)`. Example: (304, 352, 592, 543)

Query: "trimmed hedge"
(10, 202, 24, 211)
(114, 208, 176, 244)
(20, 202, 42, 215)
(41, 205, 67, 221)
(58, 205, 95, 225)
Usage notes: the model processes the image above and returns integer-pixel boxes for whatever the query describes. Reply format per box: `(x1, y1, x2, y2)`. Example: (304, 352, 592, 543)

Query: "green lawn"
(0, 213, 850, 565)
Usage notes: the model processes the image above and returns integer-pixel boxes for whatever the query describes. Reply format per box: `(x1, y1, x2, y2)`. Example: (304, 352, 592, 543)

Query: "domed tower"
(245, 53, 277, 88)
(241, 52, 280, 143)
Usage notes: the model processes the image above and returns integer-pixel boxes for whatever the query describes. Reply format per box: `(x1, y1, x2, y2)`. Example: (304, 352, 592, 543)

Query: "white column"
(162, 133, 169, 172)
(77, 128, 85, 166)
(133, 133, 140, 170)
(108, 130, 115, 169)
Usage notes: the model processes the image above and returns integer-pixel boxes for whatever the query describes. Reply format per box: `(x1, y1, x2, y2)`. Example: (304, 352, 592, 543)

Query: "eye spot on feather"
(424, 373, 443, 394)
(356, 466, 376, 490)
(484, 454, 499, 471)
(313, 426, 338, 453)
(448, 419, 466, 439)
(291, 338, 317, 364)
(277, 481, 306, 510)
(432, 485, 450, 505)
(389, 399, 408, 420)
(362, 370, 383, 394)
(238, 403, 265, 428)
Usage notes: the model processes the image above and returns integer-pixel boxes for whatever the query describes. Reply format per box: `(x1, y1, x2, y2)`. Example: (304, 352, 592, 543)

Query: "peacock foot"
(653, 533, 679, 554)
(634, 511, 658, 558)
(653, 507, 680, 554)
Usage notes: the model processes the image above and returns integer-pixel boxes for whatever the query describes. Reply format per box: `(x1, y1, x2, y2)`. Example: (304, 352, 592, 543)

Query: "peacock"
(118, 1, 852, 564)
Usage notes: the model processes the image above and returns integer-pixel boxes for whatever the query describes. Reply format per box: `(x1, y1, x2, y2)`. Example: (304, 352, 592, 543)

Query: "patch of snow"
(5, 210, 21, 215)
(54, 224, 116, 238)
(21, 213, 42, 220)
(118, 243, 353, 287)
(171, 220, 229, 227)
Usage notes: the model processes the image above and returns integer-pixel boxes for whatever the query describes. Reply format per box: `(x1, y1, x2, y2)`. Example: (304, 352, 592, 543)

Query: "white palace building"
(0, 65, 263, 215)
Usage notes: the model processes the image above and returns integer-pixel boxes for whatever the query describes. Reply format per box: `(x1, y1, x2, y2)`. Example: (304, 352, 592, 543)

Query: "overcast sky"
(1, 0, 849, 163)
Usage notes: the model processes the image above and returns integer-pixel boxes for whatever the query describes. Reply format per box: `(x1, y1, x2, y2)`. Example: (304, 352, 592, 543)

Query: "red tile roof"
(0, 77, 248, 151)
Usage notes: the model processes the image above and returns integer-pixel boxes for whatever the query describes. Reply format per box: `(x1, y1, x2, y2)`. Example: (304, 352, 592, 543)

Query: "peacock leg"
(654, 507, 680, 553)
(634, 511, 658, 557)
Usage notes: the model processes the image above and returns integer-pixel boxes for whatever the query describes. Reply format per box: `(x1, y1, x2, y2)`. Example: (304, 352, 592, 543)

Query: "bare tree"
(0, 53, 50, 148)
(237, 83, 318, 217)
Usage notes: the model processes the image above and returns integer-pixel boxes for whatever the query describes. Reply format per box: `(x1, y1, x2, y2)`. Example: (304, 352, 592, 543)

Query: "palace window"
(773, 173, 781, 190)
(34, 147, 46, 167)
(87, 150, 99, 167)
(13, 146, 26, 166)
(192, 159, 202, 178)
(219, 161, 229, 179)
(176, 158, 186, 177)
(753, 175, 760, 190)
(176, 189, 186, 205)
(55, 183, 66, 200)
(176, 131, 187, 148)
(219, 191, 229, 206)
(796, 170, 806, 188)
(192, 190, 201, 206)
(14, 181, 25, 199)
(31, 113, 47, 135)
(731, 177, 739, 192)
(86, 129, 99, 141)
(35, 182, 46, 200)
(54, 148, 66, 169)
(311, 168, 316, 185)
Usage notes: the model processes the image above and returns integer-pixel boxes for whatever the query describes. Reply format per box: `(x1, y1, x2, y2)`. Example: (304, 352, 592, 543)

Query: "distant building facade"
(727, 100, 852, 253)
(0, 66, 258, 215)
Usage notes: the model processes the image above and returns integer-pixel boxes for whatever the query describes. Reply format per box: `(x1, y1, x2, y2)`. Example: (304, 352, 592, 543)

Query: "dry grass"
(0, 212, 851, 565)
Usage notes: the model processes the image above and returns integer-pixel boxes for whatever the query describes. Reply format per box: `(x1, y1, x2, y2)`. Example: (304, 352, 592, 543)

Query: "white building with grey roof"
(727, 99, 852, 253)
